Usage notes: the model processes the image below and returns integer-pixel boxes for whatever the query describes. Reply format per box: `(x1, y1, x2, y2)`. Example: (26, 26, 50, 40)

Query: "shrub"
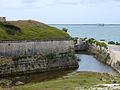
(86, 38, 96, 44)
(82, 37, 87, 41)
(116, 42, 120, 45)
(74, 37, 79, 44)
(108, 41, 115, 44)
(62, 28, 68, 32)
(100, 39, 105, 41)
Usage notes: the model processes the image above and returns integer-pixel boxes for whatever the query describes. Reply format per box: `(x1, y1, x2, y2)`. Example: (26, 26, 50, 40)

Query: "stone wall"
(0, 40, 78, 76)
(75, 41, 120, 73)
(107, 45, 120, 73)
(0, 17, 6, 22)
(0, 40, 74, 57)
(75, 41, 88, 52)
(88, 44, 120, 73)
(88, 45, 110, 63)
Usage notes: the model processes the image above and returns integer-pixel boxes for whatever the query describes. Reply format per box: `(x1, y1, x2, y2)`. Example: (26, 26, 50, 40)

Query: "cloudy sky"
(0, 0, 120, 24)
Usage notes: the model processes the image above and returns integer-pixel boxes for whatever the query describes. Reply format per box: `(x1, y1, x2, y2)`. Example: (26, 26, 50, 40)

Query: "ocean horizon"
(50, 24, 120, 42)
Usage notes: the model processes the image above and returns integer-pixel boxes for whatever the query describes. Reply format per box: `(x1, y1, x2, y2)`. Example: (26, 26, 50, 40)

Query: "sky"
(0, 0, 120, 24)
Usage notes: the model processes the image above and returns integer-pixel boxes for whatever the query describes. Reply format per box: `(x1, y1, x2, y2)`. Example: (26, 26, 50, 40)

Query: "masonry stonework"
(0, 40, 78, 76)
(0, 17, 6, 22)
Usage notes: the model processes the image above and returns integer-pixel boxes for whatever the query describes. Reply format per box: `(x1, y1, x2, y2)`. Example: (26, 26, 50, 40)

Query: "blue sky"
(0, 0, 120, 24)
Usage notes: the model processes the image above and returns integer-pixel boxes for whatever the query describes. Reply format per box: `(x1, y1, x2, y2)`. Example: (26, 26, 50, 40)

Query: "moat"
(0, 54, 117, 87)
(76, 54, 117, 74)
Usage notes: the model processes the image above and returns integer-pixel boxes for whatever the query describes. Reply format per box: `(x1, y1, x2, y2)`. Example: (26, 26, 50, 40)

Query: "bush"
(116, 42, 120, 45)
(86, 38, 96, 44)
(100, 39, 105, 41)
(62, 28, 68, 32)
(73, 37, 79, 44)
(82, 37, 87, 41)
(108, 41, 115, 44)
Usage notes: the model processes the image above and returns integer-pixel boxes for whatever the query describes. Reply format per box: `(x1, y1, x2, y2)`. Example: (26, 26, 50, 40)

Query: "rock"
(0, 79, 12, 86)
(15, 77, 20, 79)
(15, 81, 24, 86)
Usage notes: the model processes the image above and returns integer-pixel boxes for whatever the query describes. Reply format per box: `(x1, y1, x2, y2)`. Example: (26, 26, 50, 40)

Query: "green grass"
(8, 72, 120, 90)
(0, 20, 70, 40)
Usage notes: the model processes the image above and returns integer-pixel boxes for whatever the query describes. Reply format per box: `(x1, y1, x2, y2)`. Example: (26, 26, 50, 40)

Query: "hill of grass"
(0, 20, 70, 40)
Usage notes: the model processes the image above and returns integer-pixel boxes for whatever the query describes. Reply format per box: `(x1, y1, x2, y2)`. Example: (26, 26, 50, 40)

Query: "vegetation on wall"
(84, 38, 108, 49)
(73, 37, 79, 44)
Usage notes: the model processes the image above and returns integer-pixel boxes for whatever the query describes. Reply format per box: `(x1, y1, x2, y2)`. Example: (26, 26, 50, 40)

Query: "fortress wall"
(0, 17, 6, 22)
(0, 40, 74, 57)
(0, 40, 78, 76)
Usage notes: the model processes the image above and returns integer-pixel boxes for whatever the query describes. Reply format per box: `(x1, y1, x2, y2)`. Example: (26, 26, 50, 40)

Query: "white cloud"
(0, 0, 120, 9)
(0, 0, 23, 8)
(22, 0, 37, 4)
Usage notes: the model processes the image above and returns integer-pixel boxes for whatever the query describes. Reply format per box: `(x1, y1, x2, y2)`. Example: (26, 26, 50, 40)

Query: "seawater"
(50, 24, 120, 42)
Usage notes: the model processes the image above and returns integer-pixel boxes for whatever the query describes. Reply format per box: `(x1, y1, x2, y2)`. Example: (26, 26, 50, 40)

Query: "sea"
(50, 24, 120, 42)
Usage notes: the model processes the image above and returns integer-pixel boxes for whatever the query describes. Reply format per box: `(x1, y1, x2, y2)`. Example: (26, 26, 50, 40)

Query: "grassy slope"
(9, 72, 120, 90)
(0, 20, 70, 40)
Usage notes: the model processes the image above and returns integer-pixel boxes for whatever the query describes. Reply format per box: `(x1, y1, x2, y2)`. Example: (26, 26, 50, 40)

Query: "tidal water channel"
(76, 54, 117, 74)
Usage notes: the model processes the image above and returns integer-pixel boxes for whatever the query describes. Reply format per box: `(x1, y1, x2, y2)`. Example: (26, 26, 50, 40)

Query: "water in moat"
(0, 54, 117, 87)
(76, 54, 117, 74)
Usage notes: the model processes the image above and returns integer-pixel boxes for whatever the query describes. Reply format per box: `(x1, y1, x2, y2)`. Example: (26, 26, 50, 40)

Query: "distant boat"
(97, 24, 105, 26)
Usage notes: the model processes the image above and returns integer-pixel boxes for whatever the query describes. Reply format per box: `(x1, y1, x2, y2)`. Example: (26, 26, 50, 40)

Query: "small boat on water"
(97, 24, 105, 26)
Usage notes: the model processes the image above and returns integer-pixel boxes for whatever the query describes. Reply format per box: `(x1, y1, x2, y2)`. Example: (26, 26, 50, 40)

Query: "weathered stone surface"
(0, 79, 12, 86)
(75, 41, 120, 73)
(0, 40, 79, 76)
(15, 81, 24, 86)
(108, 45, 120, 73)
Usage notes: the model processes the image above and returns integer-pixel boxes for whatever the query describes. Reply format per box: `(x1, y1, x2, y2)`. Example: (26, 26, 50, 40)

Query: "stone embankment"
(0, 40, 79, 76)
(75, 41, 88, 52)
(108, 45, 120, 73)
(89, 44, 120, 73)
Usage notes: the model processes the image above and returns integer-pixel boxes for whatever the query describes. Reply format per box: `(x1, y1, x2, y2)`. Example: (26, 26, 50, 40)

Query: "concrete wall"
(0, 40, 78, 76)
